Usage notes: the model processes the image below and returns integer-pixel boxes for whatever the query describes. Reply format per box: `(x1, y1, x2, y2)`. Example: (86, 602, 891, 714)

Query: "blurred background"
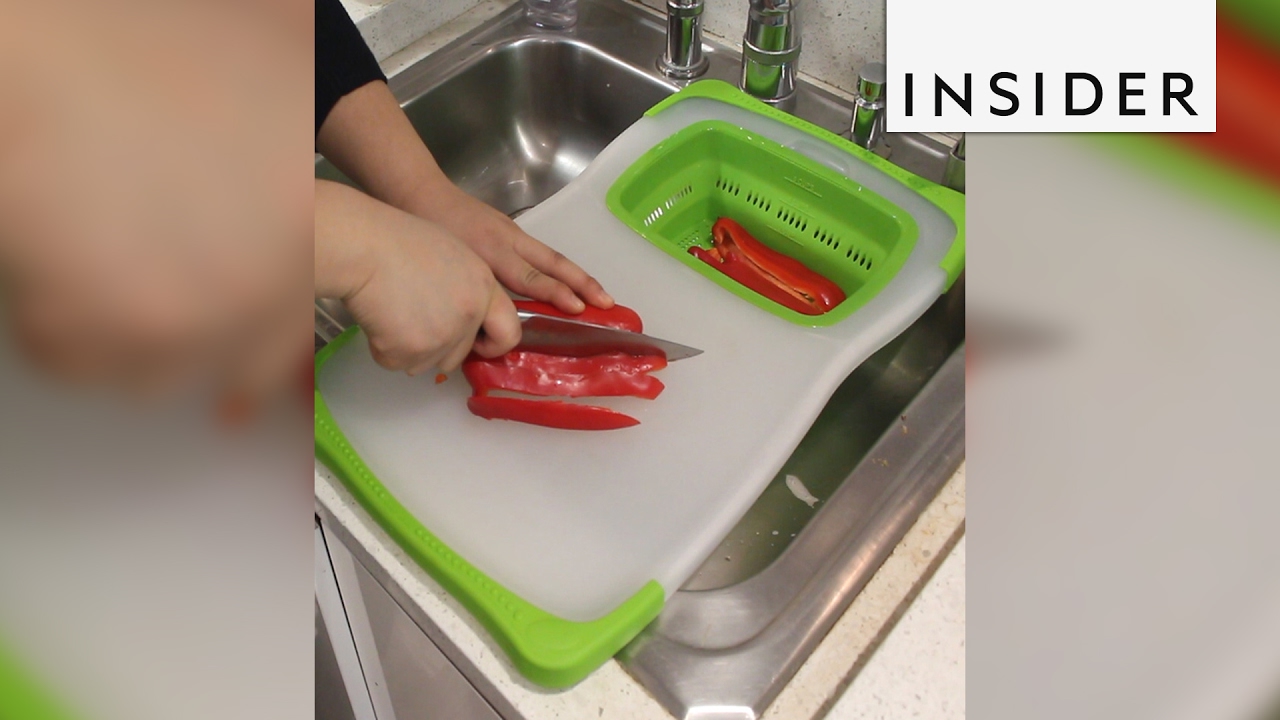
(968, 4, 1280, 719)
(0, 2, 313, 719)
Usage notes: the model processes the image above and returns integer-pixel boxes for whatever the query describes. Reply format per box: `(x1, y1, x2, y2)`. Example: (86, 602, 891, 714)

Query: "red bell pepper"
(462, 351, 666, 399)
(689, 218, 846, 315)
(467, 396, 640, 430)
(690, 246, 815, 315)
(510, 300, 644, 333)
(461, 301, 664, 430)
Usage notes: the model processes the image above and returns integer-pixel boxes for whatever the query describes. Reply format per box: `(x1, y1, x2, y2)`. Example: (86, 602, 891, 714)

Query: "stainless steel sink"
(315, 1, 964, 717)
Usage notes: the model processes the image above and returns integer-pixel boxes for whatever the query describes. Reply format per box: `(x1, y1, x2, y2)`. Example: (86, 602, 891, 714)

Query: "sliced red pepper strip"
(512, 300, 644, 333)
(467, 395, 639, 430)
(700, 218, 847, 314)
(460, 302, 660, 430)
(462, 351, 667, 399)
(690, 245, 822, 315)
(714, 218, 847, 312)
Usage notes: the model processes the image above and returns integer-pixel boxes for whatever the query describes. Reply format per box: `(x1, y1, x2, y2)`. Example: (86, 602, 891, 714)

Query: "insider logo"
(901, 72, 1199, 118)
(886, 0, 1215, 132)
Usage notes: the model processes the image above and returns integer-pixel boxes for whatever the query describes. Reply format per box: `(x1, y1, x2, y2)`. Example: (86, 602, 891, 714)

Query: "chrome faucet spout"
(659, 0, 709, 79)
(740, 0, 800, 106)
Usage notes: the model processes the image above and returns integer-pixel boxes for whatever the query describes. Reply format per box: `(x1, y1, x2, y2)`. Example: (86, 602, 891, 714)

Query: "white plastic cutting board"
(318, 98, 959, 622)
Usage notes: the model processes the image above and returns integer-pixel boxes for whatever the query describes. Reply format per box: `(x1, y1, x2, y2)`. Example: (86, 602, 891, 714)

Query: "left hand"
(429, 186, 615, 315)
(316, 81, 615, 317)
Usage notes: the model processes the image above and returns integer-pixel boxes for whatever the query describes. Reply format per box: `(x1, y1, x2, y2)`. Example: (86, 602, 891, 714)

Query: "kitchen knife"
(514, 309, 703, 361)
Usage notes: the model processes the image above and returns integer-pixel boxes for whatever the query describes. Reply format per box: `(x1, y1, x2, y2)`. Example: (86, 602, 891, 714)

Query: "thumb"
(471, 290, 521, 358)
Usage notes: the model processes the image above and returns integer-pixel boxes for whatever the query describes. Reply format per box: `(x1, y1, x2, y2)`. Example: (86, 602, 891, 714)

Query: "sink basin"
(315, 1, 964, 717)
(318, 38, 671, 217)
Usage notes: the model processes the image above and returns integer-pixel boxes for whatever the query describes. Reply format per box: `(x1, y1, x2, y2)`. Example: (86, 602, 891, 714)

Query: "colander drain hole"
(643, 184, 694, 227)
(714, 177, 742, 196)
(743, 190, 771, 212)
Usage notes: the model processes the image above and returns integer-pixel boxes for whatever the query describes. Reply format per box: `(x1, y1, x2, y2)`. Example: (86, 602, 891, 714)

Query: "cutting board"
(315, 81, 964, 687)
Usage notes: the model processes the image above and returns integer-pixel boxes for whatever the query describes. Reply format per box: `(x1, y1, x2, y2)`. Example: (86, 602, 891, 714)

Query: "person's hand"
(316, 181, 521, 374)
(315, 81, 614, 316)
(428, 187, 614, 315)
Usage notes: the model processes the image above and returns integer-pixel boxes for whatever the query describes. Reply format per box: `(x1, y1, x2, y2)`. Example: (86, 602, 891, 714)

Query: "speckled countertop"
(827, 536, 965, 720)
(321, 2, 966, 718)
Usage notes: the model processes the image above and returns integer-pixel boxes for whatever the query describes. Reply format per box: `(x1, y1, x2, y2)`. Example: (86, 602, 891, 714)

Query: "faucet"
(659, 0, 709, 79)
(740, 0, 800, 106)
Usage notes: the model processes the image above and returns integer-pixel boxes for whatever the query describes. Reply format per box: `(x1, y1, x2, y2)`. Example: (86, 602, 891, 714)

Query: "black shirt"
(315, 0, 386, 136)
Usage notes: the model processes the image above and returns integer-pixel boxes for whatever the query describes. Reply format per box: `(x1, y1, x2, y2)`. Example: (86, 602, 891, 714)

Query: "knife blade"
(514, 309, 703, 361)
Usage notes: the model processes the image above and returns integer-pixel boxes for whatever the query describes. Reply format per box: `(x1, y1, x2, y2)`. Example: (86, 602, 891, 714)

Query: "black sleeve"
(316, 0, 387, 137)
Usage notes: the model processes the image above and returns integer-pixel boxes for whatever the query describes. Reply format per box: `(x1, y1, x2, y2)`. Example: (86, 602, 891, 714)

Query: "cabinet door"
(321, 523, 504, 720)
(316, 521, 377, 720)
(317, 601, 358, 720)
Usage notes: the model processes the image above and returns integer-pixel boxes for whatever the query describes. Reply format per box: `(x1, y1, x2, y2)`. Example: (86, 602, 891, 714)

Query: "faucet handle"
(943, 133, 965, 192)
(856, 62, 886, 105)
(850, 62, 887, 150)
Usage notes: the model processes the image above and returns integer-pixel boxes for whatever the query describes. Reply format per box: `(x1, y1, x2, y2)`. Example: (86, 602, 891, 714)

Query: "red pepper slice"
(690, 218, 846, 315)
(713, 218, 847, 312)
(462, 351, 666, 399)
(461, 302, 661, 430)
(690, 246, 822, 315)
(512, 300, 644, 333)
(467, 396, 640, 430)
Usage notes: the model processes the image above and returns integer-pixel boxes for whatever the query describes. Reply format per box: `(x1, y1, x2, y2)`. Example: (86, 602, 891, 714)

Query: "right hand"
(315, 180, 522, 375)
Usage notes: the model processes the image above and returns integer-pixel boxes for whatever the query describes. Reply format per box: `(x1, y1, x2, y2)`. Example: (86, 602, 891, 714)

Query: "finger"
(513, 234, 615, 310)
(403, 332, 452, 376)
(437, 334, 477, 373)
(498, 257, 586, 315)
(406, 353, 447, 377)
(439, 288, 514, 371)
(370, 342, 419, 372)
(471, 290, 520, 359)
(404, 346, 448, 376)
(365, 325, 446, 374)
(478, 232, 585, 312)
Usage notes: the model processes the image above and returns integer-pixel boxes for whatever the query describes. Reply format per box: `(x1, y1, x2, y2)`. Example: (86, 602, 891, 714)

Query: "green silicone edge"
(0, 643, 77, 720)
(314, 328, 664, 688)
(643, 80, 966, 289)
(1094, 133, 1280, 233)
(606, 120, 921, 327)
(1221, 0, 1280, 47)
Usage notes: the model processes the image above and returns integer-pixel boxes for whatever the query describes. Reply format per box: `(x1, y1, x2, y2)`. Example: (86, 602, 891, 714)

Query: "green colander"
(607, 120, 919, 326)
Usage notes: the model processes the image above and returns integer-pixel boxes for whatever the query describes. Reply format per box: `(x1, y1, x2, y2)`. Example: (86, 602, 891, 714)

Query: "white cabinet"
(315, 517, 504, 720)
